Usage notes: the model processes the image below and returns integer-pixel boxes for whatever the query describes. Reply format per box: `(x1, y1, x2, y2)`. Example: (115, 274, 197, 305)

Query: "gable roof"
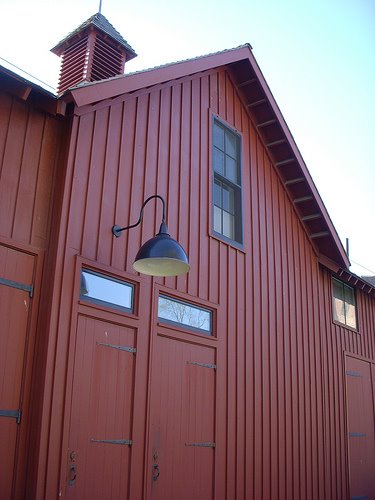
(64, 44, 350, 269)
(51, 12, 137, 59)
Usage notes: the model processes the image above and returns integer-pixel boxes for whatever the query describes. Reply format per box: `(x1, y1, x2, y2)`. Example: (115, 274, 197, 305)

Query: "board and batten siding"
(0, 90, 63, 249)
(44, 67, 375, 499)
(0, 89, 67, 499)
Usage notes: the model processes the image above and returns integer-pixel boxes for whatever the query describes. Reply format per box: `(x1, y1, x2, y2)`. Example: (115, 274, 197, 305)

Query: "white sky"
(1, 0, 374, 276)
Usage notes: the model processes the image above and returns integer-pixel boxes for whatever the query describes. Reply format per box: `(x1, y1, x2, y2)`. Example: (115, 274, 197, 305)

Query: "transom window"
(212, 118, 242, 244)
(80, 269, 134, 312)
(332, 277, 357, 329)
(158, 295, 212, 335)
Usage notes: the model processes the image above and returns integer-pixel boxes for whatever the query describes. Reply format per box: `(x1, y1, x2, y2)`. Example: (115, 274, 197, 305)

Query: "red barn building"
(0, 13, 374, 500)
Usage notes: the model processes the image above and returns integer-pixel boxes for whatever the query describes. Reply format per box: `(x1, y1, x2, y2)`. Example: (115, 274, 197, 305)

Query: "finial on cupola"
(51, 10, 137, 94)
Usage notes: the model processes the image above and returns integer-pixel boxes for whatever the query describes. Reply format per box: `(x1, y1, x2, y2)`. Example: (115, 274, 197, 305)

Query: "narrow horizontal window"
(80, 269, 134, 312)
(158, 295, 212, 335)
(332, 277, 357, 329)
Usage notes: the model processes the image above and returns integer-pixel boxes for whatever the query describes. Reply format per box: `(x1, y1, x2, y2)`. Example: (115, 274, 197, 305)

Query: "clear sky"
(1, 0, 374, 276)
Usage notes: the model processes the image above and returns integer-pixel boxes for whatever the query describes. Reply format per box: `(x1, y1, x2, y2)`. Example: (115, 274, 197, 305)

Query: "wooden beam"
(285, 177, 305, 186)
(302, 213, 321, 221)
(275, 158, 295, 167)
(257, 119, 277, 129)
(0, 79, 32, 101)
(238, 78, 257, 87)
(247, 98, 266, 108)
(310, 231, 330, 239)
(266, 139, 286, 148)
(294, 195, 313, 204)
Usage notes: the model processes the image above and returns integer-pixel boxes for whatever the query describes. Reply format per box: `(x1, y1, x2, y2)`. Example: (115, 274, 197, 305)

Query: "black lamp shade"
(113, 196, 190, 277)
(133, 232, 190, 277)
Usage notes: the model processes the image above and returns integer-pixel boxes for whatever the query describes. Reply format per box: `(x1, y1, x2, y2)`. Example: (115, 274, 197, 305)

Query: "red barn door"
(346, 355, 375, 500)
(66, 315, 136, 500)
(0, 244, 35, 500)
(149, 328, 216, 500)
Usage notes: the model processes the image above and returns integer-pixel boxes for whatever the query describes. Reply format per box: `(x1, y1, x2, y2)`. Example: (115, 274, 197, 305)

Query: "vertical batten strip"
(188, 77, 201, 297)
(156, 86, 172, 287)
(177, 80, 191, 294)
(198, 75, 209, 301)
(97, 103, 122, 265)
(165, 83, 182, 291)
(142, 90, 159, 266)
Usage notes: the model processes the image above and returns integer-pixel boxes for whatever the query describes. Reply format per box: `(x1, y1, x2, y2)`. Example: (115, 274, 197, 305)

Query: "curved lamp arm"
(112, 194, 189, 276)
(112, 195, 166, 238)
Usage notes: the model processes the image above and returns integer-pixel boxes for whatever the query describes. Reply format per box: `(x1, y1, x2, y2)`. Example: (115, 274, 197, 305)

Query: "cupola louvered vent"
(91, 36, 124, 81)
(51, 12, 137, 94)
(57, 37, 90, 93)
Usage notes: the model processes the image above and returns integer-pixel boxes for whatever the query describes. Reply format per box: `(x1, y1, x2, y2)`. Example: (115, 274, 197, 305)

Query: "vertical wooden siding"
(319, 267, 375, 500)
(0, 91, 62, 249)
(48, 68, 375, 499)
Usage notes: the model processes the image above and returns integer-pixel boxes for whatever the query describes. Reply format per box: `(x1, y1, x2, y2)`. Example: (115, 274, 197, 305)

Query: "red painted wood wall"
(0, 89, 65, 498)
(1, 64, 375, 499)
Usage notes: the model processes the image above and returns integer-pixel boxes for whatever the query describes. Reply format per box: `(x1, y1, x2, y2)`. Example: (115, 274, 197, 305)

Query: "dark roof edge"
(336, 268, 375, 298)
(51, 12, 136, 57)
(0, 63, 56, 98)
(0, 64, 69, 116)
(244, 50, 350, 268)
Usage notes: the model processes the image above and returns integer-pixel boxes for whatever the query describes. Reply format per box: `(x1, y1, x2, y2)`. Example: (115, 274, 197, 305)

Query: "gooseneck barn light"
(112, 195, 190, 277)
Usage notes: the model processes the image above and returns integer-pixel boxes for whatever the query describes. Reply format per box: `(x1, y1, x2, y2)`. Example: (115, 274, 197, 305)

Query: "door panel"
(0, 245, 34, 500)
(150, 333, 216, 500)
(346, 356, 375, 500)
(67, 315, 136, 500)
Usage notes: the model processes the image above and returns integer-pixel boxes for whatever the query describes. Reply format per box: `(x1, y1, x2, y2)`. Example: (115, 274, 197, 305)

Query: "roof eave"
(335, 268, 375, 298)
(0, 65, 67, 115)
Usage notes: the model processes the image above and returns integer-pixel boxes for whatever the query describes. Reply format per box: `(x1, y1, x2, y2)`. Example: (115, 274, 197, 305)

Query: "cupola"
(51, 12, 137, 94)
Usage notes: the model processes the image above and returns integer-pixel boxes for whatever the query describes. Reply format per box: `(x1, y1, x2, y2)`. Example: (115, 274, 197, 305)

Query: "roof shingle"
(51, 12, 136, 57)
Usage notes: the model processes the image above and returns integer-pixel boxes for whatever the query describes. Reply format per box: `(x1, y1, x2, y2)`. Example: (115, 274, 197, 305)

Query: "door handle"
(69, 464, 77, 486)
(152, 463, 160, 482)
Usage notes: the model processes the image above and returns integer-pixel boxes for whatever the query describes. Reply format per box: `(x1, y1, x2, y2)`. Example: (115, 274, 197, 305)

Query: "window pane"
(222, 211, 235, 239)
(158, 295, 212, 334)
(332, 279, 344, 301)
(344, 284, 355, 306)
(214, 179, 222, 207)
(332, 278, 357, 329)
(214, 206, 222, 233)
(225, 132, 237, 158)
(333, 297, 345, 324)
(225, 156, 238, 184)
(213, 147, 225, 174)
(222, 184, 234, 213)
(213, 123, 224, 149)
(80, 270, 133, 311)
(345, 303, 357, 329)
(212, 119, 242, 244)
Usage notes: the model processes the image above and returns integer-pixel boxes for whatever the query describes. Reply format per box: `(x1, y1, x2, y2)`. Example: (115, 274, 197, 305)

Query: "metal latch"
(90, 438, 132, 446)
(0, 277, 33, 298)
(0, 409, 22, 424)
(185, 442, 216, 448)
(96, 342, 136, 354)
